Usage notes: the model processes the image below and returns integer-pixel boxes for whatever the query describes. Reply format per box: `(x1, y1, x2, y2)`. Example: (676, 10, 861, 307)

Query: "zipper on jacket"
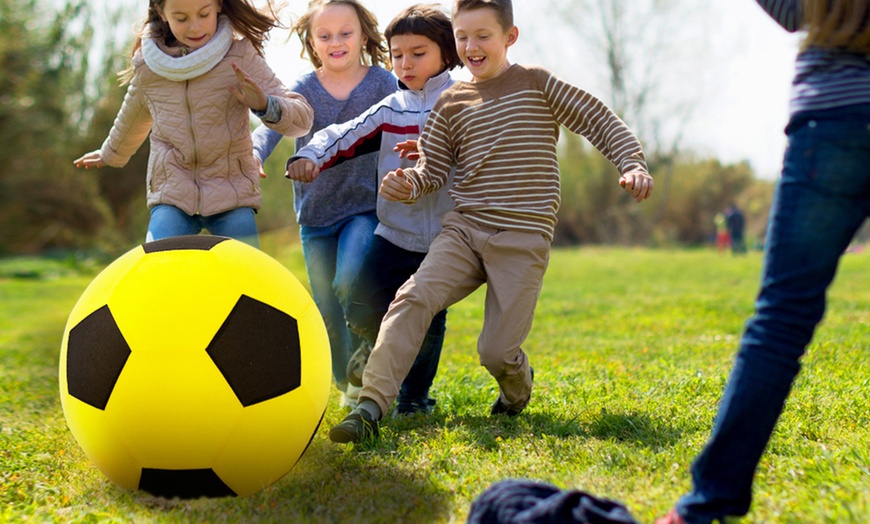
(185, 79, 201, 215)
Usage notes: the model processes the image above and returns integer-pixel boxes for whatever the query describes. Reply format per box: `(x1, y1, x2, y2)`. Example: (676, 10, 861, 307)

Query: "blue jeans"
(677, 105, 870, 523)
(146, 204, 259, 248)
(300, 212, 378, 388)
(345, 234, 447, 403)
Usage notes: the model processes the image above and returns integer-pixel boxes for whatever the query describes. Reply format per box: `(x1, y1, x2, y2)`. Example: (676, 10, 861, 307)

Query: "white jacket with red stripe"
(290, 69, 455, 253)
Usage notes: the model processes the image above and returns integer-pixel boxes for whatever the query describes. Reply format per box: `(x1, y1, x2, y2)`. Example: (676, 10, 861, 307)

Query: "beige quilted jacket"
(99, 38, 313, 217)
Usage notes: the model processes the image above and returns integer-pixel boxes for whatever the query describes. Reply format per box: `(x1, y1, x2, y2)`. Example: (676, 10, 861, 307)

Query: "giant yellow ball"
(59, 236, 331, 498)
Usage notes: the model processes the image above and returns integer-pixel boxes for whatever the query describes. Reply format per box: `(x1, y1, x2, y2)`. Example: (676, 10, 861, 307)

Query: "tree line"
(0, 0, 775, 256)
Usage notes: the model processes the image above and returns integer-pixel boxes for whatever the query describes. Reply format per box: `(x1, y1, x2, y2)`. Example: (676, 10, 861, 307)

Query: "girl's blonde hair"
(292, 0, 388, 69)
(802, 0, 870, 52)
(121, 0, 280, 83)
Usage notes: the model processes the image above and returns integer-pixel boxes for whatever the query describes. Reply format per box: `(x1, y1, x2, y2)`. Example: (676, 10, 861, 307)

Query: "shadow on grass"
(269, 445, 455, 523)
(384, 408, 681, 452)
(584, 411, 682, 447)
(73, 439, 455, 523)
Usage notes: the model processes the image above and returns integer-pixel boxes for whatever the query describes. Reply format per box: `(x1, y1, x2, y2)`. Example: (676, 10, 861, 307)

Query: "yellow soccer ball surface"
(59, 236, 331, 498)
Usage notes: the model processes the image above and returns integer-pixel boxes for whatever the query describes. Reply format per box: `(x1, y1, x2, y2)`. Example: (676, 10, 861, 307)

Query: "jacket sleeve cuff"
(252, 95, 282, 124)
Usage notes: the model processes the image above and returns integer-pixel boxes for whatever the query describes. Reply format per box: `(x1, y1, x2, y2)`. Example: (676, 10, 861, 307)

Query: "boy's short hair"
(452, 0, 513, 31)
(385, 4, 463, 70)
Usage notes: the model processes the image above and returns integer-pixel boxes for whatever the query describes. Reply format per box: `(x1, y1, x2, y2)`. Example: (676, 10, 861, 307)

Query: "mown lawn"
(1, 240, 868, 523)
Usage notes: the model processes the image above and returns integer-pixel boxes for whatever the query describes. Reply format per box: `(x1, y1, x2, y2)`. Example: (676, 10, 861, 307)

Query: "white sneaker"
(340, 384, 362, 409)
(339, 393, 356, 409)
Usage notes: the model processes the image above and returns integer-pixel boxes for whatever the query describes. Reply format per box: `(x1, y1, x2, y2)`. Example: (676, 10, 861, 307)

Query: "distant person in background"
(725, 204, 746, 255)
(658, 0, 870, 522)
(714, 212, 730, 253)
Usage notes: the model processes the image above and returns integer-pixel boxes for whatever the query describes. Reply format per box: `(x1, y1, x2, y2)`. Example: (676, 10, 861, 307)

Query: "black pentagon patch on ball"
(206, 295, 302, 407)
(139, 468, 236, 498)
(67, 305, 131, 410)
(142, 235, 229, 253)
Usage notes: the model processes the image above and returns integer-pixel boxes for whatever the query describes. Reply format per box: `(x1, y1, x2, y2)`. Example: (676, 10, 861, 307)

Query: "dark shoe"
(346, 340, 373, 388)
(490, 367, 534, 417)
(393, 396, 436, 416)
(328, 407, 379, 443)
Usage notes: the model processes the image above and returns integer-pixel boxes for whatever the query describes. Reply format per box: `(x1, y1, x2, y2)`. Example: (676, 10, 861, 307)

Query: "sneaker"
(328, 407, 379, 444)
(346, 340, 372, 388)
(339, 393, 357, 409)
(393, 396, 436, 417)
(339, 383, 361, 409)
(655, 508, 685, 524)
(490, 367, 534, 417)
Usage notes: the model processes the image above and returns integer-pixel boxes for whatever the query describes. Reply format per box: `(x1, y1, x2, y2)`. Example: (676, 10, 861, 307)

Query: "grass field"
(1, 239, 868, 523)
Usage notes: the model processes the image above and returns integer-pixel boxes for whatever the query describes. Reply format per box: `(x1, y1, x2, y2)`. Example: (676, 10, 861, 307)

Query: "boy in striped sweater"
(329, 0, 653, 444)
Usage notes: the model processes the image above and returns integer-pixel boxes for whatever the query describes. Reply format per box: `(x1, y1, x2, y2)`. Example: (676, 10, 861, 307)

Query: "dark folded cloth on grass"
(468, 479, 640, 524)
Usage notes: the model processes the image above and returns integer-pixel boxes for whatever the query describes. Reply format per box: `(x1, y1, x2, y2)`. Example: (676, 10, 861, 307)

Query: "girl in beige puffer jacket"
(73, 0, 313, 247)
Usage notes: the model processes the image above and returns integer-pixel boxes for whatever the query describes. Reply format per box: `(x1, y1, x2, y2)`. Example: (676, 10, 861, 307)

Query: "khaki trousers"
(361, 211, 550, 416)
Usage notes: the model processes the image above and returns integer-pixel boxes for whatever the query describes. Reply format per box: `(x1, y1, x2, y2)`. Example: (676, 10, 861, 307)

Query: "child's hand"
(380, 168, 413, 201)
(255, 157, 266, 179)
(73, 151, 104, 169)
(619, 171, 654, 202)
(394, 139, 420, 161)
(228, 63, 268, 112)
(285, 158, 319, 183)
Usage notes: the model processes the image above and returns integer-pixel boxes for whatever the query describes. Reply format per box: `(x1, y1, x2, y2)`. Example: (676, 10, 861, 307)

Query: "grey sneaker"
(490, 367, 534, 417)
(328, 407, 379, 444)
(346, 340, 372, 388)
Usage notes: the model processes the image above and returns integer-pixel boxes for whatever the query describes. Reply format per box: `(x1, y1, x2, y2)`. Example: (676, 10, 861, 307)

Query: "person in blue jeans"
(252, 0, 395, 407)
(658, 1, 870, 523)
(286, 4, 462, 415)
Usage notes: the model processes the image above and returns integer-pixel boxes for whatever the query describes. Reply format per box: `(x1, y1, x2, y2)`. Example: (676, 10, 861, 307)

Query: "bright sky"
(80, 0, 802, 179)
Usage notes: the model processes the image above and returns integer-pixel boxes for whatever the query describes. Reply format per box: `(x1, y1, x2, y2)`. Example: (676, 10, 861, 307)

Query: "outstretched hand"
(73, 150, 104, 169)
(285, 158, 319, 183)
(619, 171, 654, 202)
(394, 139, 420, 161)
(380, 168, 413, 201)
(228, 63, 268, 112)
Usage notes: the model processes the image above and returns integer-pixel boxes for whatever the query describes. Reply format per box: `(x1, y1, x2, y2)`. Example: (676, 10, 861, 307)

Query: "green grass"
(1, 241, 868, 523)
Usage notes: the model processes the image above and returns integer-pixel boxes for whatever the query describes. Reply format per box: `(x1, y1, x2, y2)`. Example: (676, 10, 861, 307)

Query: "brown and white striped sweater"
(402, 64, 648, 241)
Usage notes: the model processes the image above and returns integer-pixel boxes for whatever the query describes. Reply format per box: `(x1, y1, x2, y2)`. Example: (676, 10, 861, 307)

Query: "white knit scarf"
(143, 16, 233, 81)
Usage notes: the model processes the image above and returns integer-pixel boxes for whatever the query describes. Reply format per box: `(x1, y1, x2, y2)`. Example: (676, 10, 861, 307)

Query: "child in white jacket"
(286, 4, 461, 416)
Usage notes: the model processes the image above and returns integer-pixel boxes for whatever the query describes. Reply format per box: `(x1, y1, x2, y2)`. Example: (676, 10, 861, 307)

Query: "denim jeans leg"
(146, 205, 201, 242)
(301, 212, 377, 387)
(677, 108, 870, 523)
(334, 212, 379, 346)
(346, 235, 448, 403)
(204, 207, 259, 248)
(345, 235, 399, 345)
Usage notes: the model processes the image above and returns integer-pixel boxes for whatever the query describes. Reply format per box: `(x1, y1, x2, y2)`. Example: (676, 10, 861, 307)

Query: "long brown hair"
(802, 0, 870, 52)
(120, 0, 280, 83)
(292, 0, 388, 69)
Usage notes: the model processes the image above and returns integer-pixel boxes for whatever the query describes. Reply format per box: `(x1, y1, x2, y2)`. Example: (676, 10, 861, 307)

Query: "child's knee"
(479, 352, 509, 377)
(344, 301, 379, 343)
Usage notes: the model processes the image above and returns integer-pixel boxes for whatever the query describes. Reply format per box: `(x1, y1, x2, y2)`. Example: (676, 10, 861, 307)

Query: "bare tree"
(548, 0, 710, 158)
(544, 0, 714, 242)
